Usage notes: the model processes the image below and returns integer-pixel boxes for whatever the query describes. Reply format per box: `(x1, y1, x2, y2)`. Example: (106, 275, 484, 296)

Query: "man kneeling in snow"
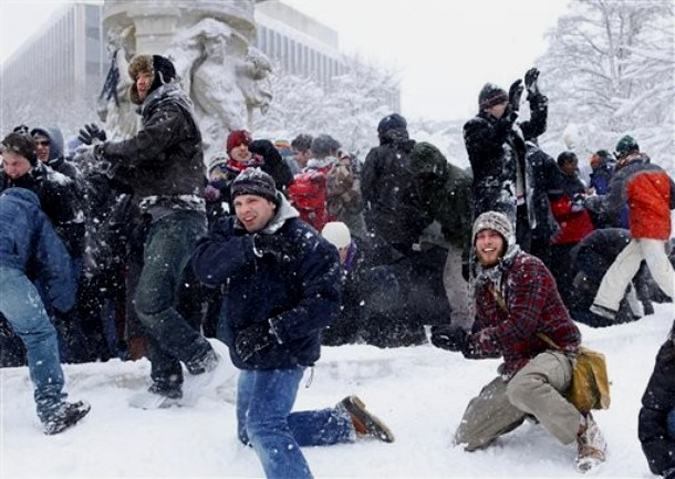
(438, 211, 606, 473)
(191, 169, 394, 479)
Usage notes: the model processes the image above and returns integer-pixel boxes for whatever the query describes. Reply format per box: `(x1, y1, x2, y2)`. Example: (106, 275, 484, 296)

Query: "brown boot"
(339, 395, 395, 443)
(576, 413, 607, 473)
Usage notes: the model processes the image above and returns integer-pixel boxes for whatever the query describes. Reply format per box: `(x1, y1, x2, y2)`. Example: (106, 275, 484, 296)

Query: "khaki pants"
(455, 351, 580, 451)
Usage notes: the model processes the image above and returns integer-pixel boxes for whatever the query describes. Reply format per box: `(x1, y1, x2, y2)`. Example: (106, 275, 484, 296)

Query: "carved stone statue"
(97, 25, 139, 140)
(101, 0, 272, 160)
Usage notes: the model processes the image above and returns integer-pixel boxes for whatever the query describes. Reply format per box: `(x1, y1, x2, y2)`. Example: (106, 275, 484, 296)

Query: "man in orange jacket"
(587, 135, 675, 320)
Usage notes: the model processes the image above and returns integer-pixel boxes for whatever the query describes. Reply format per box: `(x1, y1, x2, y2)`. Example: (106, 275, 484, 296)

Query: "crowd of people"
(1, 52, 674, 479)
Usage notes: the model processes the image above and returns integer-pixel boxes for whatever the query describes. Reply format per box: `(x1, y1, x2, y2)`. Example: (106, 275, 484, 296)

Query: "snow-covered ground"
(1, 304, 673, 479)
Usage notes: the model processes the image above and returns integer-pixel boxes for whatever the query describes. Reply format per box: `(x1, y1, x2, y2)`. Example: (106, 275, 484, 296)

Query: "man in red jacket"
(588, 136, 675, 320)
(447, 211, 606, 473)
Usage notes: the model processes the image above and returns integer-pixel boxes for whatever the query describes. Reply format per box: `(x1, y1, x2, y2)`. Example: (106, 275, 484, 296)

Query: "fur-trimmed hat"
(227, 130, 252, 153)
(1, 131, 38, 166)
(128, 54, 177, 104)
(472, 211, 513, 246)
(479, 83, 508, 110)
(231, 167, 278, 204)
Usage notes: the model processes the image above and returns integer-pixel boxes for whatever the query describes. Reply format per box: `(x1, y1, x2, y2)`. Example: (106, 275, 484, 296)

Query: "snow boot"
(590, 304, 617, 321)
(43, 400, 91, 435)
(576, 413, 607, 473)
(339, 395, 395, 443)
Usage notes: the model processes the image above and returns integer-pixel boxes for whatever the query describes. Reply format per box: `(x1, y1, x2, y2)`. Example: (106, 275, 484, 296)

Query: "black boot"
(43, 401, 91, 435)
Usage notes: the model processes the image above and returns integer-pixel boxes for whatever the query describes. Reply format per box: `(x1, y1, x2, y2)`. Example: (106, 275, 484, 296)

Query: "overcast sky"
(0, 0, 568, 121)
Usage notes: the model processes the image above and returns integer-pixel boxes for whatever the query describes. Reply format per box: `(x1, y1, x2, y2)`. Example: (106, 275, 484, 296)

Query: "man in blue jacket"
(0, 188, 90, 434)
(192, 168, 393, 479)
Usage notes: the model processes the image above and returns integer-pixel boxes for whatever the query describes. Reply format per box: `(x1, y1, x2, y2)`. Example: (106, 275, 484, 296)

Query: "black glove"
(430, 325, 468, 352)
(508, 79, 524, 112)
(253, 234, 299, 262)
(249, 139, 283, 167)
(524, 67, 541, 99)
(664, 467, 675, 479)
(78, 123, 107, 145)
(0, 314, 14, 338)
(235, 321, 276, 362)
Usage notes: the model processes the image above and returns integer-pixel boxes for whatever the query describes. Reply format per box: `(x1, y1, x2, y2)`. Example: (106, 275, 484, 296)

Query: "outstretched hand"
(508, 79, 524, 112)
(78, 123, 107, 145)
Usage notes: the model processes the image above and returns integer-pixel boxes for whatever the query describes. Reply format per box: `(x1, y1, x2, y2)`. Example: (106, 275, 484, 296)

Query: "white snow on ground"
(1, 303, 673, 479)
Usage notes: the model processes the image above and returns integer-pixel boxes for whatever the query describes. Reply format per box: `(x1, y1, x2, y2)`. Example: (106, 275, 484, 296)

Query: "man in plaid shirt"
(442, 211, 606, 473)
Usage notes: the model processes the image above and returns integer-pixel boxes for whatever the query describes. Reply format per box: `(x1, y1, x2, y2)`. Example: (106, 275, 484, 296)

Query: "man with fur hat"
(75, 53, 222, 407)
(441, 211, 606, 473)
(191, 168, 394, 479)
(463, 68, 548, 252)
(586, 135, 675, 321)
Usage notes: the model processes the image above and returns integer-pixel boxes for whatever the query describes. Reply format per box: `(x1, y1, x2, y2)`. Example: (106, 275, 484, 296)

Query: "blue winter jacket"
(0, 188, 76, 312)
(191, 195, 342, 370)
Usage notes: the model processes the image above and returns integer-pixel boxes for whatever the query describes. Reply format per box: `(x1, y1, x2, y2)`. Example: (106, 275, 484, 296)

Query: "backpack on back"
(288, 169, 332, 231)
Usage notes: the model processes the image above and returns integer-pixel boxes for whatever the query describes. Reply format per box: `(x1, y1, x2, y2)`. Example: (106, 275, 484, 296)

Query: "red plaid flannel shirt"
(467, 252, 581, 378)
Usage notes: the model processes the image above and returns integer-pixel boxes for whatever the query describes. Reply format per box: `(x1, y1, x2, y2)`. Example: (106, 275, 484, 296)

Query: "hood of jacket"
(31, 126, 64, 164)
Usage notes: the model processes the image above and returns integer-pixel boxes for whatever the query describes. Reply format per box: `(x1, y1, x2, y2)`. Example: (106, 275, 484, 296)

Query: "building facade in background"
(0, 0, 399, 135)
(0, 3, 106, 133)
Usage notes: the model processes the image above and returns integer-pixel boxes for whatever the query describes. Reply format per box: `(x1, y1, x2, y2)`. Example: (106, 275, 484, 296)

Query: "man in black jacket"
(463, 68, 548, 252)
(639, 320, 675, 479)
(77, 54, 218, 407)
(362, 113, 431, 261)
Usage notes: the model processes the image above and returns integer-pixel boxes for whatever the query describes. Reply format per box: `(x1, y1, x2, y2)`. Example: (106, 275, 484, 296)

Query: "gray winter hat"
(472, 211, 513, 245)
(231, 167, 278, 204)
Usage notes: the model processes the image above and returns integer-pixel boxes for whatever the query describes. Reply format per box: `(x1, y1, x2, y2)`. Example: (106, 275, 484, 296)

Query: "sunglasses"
(35, 140, 50, 147)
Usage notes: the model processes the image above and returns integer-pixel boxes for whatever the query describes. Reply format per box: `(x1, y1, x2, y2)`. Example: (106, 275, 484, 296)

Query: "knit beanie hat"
(377, 113, 407, 134)
(478, 83, 508, 109)
(231, 167, 278, 204)
(322, 221, 352, 249)
(227, 130, 252, 153)
(615, 135, 639, 158)
(1, 131, 38, 166)
(472, 211, 513, 246)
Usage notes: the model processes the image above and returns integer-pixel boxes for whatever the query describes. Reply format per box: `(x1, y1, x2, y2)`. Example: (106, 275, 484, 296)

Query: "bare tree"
(538, 0, 674, 167)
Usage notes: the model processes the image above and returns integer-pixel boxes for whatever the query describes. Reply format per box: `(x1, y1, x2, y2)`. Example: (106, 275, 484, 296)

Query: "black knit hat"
(231, 168, 278, 204)
(479, 83, 508, 109)
(377, 113, 407, 134)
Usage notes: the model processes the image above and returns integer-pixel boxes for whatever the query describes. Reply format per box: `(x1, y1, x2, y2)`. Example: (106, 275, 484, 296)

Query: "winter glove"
(508, 79, 524, 112)
(570, 193, 586, 213)
(430, 325, 468, 352)
(524, 67, 541, 99)
(235, 321, 277, 362)
(203, 184, 221, 203)
(663, 467, 675, 479)
(248, 139, 282, 166)
(253, 234, 300, 262)
(78, 123, 107, 145)
(0, 314, 14, 338)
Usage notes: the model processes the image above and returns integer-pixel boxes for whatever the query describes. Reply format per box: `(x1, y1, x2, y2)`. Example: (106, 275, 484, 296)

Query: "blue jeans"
(668, 408, 675, 439)
(237, 367, 354, 479)
(134, 210, 209, 395)
(0, 266, 66, 422)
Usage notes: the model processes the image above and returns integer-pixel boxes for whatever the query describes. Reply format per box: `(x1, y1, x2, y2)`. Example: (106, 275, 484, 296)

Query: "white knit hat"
(321, 221, 352, 249)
